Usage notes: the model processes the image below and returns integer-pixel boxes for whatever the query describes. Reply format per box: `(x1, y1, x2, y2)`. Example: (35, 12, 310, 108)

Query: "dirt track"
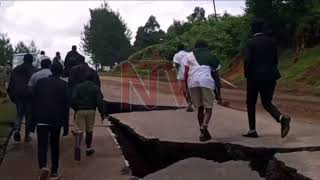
(101, 76, 320, 123)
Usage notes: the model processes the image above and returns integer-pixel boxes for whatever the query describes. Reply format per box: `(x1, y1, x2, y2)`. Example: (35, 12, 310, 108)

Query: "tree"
(81, 3, 132, 66)
(28, 40, 39, 53)
(133, 15, 165, 50)
(187, 7, 206, 22)
(0, 33, 13, 65)
(14, 41, 29, 53)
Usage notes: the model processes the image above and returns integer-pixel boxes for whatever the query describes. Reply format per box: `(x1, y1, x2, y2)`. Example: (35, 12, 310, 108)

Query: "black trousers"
(37, 125, 61, 172)
(246, 80, 282, 130)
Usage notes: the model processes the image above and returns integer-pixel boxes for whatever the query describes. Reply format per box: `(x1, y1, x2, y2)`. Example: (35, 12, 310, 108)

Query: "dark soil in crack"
(109, 116, 317, 180)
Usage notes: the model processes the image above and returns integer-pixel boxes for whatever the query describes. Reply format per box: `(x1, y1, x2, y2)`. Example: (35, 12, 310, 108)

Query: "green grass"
(0, 98, 16, 139)
(279, 45, 320, 83)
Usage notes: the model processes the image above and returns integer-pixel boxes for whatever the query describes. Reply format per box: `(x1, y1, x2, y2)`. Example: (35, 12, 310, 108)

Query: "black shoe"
(199, 129, 212, 142)
(50, 171, 60, 179)
(13, 131, 21, 142)
(74, 147, 81, 161)
(186, 105, 193, 112)
(280, 115, 291, 138)
(242, 131, 259, 138)
(86, 149, 95, 156)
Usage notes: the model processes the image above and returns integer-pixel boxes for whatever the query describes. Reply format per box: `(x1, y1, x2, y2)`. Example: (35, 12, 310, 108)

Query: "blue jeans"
(14, 101, 32, 137)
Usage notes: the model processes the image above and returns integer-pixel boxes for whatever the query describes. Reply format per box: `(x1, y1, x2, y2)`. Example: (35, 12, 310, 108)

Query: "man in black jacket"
(63, 45, 82, 77)
(68, 55, 101, 88)
(7, 53, 36, 142)
(31, 63, 69, 179)
(243, 20, 291, 138)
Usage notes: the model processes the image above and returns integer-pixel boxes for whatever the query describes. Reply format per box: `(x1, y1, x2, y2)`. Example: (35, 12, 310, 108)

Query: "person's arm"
(71, 85, 78, 110)
(96, 87, 105, 120)
(62, 84, 70, 136)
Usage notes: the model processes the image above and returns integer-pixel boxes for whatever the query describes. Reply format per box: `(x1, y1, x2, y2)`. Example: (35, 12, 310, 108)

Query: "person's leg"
(260, 81, 281, 122)
(243, 80, 259, 137)
(199, 88, 215, 142)
(37, 126, 49, 169)
(24, 103, 32, 141)
(185, 83, 193, 112)
(13, 101, 24, 141)
(260, 81, 291, 138)
(74, 111, 85, 161)
(197, 106, 205, 127)
(49, 126, 61, 176)
(85, 110, 96, 156)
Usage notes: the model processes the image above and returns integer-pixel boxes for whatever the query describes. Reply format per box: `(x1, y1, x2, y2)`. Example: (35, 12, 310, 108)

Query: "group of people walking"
(6, 45, 105, 180)
(174, 20, 291, 142)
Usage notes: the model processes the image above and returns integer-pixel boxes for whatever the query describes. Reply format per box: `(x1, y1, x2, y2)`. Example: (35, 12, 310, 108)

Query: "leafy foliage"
(0, 33, 13, 65)
(14, 41, 29, 54)
(133, 15, 165, 50)
(81, 3, 132, 66)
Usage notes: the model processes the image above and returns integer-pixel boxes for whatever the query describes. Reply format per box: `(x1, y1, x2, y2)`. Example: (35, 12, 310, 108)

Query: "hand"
(63, 127, 69, 136)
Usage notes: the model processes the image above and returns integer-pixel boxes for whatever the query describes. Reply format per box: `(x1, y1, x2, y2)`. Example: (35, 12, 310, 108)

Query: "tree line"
(0, 34, 39, 65)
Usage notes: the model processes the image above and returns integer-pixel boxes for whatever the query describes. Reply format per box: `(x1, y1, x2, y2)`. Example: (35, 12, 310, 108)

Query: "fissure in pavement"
(108, 113, 314, 180)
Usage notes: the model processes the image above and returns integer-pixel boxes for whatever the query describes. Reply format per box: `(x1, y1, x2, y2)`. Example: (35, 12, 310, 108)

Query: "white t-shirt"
(34, 55, 51, 69)
(173, 50, 188, 80)
(181, 52, 215, 90)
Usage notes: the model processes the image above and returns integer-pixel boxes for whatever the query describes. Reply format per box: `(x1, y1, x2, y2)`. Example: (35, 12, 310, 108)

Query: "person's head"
(40, 51, 45, 55)
(86, 72, 96, 83)
(50, 62, 63, 77)
(23, 53, 34, 64)
(40, 59, 52, 69)
(251, 19, 264, 35)
(56, 52, 60, 57)
(72, 45, 77, 51)
(177, 43, 185, 52)
(194, 39, 208, 49)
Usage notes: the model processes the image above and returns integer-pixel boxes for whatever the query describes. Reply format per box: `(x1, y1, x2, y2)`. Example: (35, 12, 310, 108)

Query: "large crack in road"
(104, 101, 317, 180)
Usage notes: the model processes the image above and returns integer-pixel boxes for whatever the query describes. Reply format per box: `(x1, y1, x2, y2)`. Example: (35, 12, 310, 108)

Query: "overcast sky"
(0, 1, 245, 59)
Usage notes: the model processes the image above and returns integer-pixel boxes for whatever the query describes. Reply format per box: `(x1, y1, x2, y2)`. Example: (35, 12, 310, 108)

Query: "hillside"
(223, 45, 320, 95)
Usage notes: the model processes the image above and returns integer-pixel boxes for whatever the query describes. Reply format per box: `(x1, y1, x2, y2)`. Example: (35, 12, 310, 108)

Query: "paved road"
(0, 120, 130, 180)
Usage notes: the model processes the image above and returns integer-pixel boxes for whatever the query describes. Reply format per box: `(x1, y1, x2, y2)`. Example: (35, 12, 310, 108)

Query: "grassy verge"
(0, 98, 16, 142)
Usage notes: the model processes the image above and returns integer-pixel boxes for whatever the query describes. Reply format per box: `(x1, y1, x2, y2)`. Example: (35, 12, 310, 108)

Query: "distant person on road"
(68, 55, 101, 88)
(243, 20, 291, 138)
(7, 53, 37, 142)
(181, 40, 221, 142)
(35, 51, 50, 69)
(63, 45, 82, 77)
(53, 51, 64, 68)
(28, 59, 52, 88)
(173, 43, 193, 112)
(30, 62, 69, 180)
(71, 72, 105, 161)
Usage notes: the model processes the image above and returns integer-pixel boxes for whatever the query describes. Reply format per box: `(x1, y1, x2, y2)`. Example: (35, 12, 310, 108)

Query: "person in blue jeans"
(7, 53, 36, 142)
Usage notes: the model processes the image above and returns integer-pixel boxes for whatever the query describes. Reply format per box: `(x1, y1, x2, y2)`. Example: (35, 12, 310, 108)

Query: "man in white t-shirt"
(173, 43, 193, 112)
(34, 51, 51, 69)
(181, 40, 221, 142)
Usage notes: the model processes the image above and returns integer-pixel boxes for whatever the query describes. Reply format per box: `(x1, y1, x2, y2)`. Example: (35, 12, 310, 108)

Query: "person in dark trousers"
(63, 45, 82, 77)
(30, 62, 69, 179)
(7, 53, 36, 142)
(68, 55, 101, 88)
(71, 72, 105, 161)
(243, 20, 291, 138)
